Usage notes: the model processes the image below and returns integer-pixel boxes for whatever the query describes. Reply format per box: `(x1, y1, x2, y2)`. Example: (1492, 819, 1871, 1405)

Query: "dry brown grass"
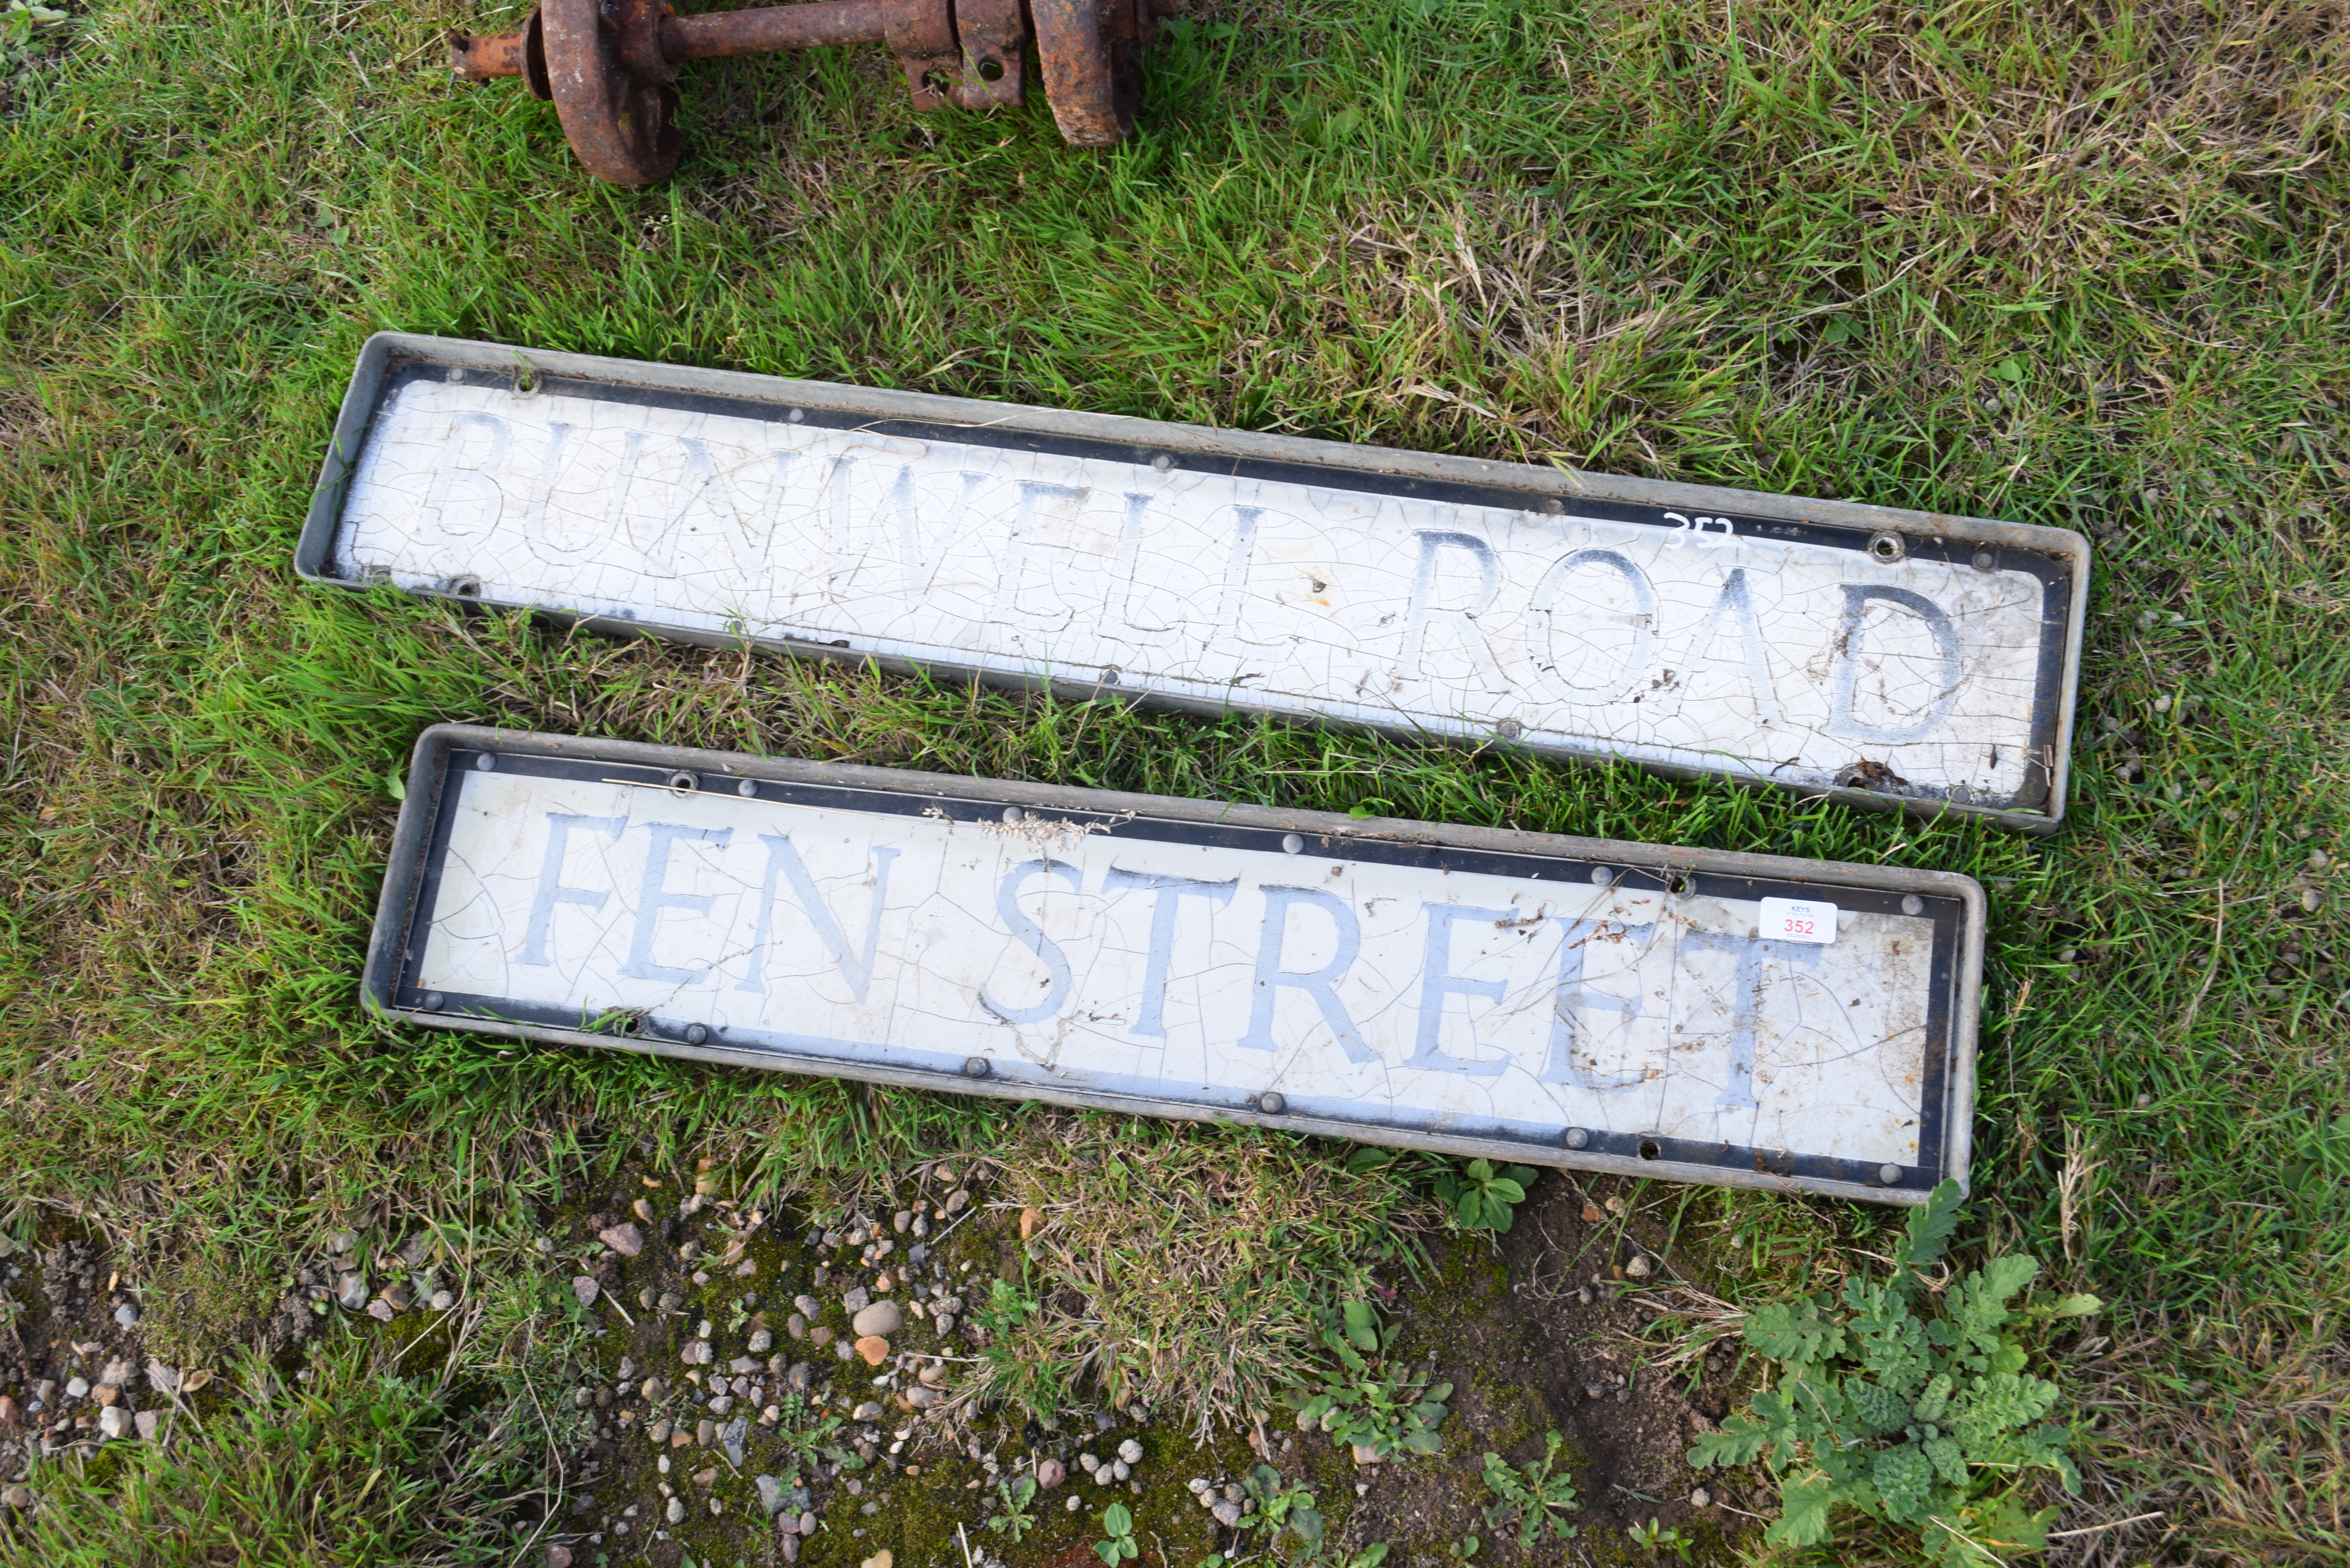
(971, 1113, 1433, 1437)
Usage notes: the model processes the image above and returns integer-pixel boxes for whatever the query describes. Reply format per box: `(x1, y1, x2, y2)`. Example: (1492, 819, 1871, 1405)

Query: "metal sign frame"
(365, 724, 1983, 1205)
(300, 333, 2087, 834)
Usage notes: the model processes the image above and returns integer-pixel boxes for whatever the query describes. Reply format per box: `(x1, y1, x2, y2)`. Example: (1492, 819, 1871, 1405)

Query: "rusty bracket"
(451, 0, 1162, 185)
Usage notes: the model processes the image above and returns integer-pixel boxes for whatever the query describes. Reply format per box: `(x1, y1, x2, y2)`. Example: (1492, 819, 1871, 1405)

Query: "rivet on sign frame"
(1099, 666, 1121, 686)
(1879, 1163, 1903, 1185)
(1902, 894, 1925, 915)
(1257, 1091, 1287, 1115)
(1150, 454, 1173, 473)
(1496, 718, 1524, 741)
(1001, 806, 1023, 825)
(1589, 866, 1613, 886)
(736, 779, 758, 799)
(1563, 1126, 1591, 1150)
(962, 1057, 991, 1079)
(1282, 834, 1305, 855)
(421, 991, 445, 1011)
(475, 754, 496, 771)
(1542, 498, 1563, 515)
(684, 1023, 709, 1045)
(786, 408, 804, 423)
(1972, 549, 1997, 571)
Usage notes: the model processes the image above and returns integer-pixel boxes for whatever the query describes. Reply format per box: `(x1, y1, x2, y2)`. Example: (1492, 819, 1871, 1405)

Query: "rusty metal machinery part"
(450, 6, 550, 98)
(450, 0, 1162, 183)
(1029, 0, 1149, 147)
(538, 0, 683, 186)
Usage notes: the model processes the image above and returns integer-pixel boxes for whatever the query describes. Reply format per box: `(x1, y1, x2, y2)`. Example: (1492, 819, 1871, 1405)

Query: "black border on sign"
(391, 744, 1959, 1198)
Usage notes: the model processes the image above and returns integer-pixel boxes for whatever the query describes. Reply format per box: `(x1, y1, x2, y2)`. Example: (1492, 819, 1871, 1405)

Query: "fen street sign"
(368, 726, 1984, 1206)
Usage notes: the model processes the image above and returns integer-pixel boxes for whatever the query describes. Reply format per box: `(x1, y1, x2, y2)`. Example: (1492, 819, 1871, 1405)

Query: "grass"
(0, 0, 2345, 1560)
(0, 1332, 540, 1565)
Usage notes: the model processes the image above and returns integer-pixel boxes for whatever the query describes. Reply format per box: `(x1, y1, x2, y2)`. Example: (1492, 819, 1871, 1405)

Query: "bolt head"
(1281, 833, 1304, 855)
(1902, 894, 1925, 915)
(736, 779, 758, 798)
(962, 1057, 990, 1079)
(1563, 1127, 1590, 1150)
(1879, 1163, 1903, 1185)
(1257, 1091, 1286, 1115)
(421, 991, 444, 1011)
(685, 1024, 710, 1046)
(474, 753, 496, 771)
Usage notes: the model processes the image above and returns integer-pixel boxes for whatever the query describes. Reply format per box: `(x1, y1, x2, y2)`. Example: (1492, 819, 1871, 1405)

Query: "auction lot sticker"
(367, 727, 1985, 1206)
(303, 335, 2088, 833)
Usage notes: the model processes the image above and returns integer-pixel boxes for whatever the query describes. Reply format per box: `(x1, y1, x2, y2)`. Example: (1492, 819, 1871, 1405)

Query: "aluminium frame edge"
(363, 723, 1984, 1207)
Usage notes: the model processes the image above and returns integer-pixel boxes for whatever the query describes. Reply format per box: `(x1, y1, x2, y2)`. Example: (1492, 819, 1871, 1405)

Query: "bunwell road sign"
(301, 335, 2088, 834)
(367, 725, 1984, 1206)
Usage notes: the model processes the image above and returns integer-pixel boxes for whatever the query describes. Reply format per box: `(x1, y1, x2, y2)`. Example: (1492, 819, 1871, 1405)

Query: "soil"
(0, 1165, 1766, 1566)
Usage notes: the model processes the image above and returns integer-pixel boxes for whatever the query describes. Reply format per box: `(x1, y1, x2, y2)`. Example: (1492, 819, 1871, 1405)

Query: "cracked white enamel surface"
(413, 769, 1939, 1166)
(336, 376, 2057, 801)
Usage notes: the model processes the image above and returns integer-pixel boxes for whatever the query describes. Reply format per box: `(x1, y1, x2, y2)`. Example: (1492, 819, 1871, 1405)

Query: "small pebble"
(854, 1335, 890, 1366)
(65, 1378, 89, 1400)
(599, 1223, 644, 1258)
(851, 1302, 903, 1338)
(1626, 1254, 1653, 1279)
(1690, 1488, 1711, 1507)
(748, 1328, 774, 1353)
(429, 1290, 455, 1311)
(572, 1277, 600, 1308)
(114, 1303, 139, 1330)
(548, 1549, 573, 1568)
(97, 1406, 131, 1440)
(1037, 1458, 1066, 1489)
(666, 1496, 686, 1525)
(1212, 1501, 1242, 1527)
(794, 1294, 822, 1318)
(1118, 1438, 1143, 1464)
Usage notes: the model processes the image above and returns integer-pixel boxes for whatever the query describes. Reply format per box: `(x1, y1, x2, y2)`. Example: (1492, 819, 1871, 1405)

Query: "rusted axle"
(451, 0, 1159, 187)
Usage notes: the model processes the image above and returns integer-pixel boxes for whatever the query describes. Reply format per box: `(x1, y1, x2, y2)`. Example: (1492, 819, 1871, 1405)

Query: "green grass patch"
(2, 0, 2346, 1559)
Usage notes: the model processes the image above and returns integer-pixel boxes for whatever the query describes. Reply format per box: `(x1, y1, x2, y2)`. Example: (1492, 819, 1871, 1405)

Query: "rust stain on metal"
(450, 0, 1166, 184)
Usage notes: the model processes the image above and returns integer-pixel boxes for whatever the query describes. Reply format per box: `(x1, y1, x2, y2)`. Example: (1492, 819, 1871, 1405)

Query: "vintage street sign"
(303, 334, 2088, 833)
(368, 726, 1984, 1205)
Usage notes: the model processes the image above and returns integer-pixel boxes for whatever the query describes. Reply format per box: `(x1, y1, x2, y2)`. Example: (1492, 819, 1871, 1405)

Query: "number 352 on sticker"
(1758, 897, 1838, 944)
